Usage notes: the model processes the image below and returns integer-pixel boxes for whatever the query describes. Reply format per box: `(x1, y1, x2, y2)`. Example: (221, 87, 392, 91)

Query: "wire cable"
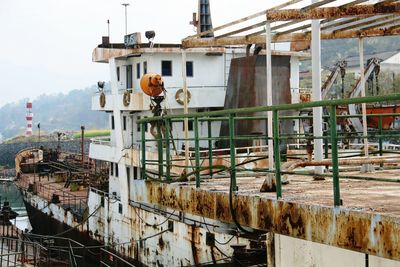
(201, 216, 236, 245)
(55, 205, 101, 237)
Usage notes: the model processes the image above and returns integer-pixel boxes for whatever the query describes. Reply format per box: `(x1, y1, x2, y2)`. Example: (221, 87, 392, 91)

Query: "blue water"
(0, 182, 31, 231)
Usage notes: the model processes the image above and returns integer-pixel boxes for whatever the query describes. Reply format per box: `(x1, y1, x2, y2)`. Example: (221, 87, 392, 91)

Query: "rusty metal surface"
(219, 55, 292, 148)
(134, 173, 400, 261)
(182, 27, 400, 48)
(265, 3, 400, 21)
(92, 46, 226, 63)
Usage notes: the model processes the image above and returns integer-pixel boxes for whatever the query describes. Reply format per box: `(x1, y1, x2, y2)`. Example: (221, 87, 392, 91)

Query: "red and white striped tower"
(26, 101, 33, 137)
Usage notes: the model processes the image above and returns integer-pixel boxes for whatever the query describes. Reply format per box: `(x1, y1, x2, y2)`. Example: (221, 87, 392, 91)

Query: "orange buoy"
(140, 73, 164, 97)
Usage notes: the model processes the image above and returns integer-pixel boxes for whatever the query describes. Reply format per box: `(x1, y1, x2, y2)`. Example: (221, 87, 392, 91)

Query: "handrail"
(137, 93, 400, 207)
(138, 94, 400, 123)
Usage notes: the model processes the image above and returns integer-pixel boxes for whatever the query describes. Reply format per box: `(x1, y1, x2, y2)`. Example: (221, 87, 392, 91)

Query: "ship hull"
(21, 191, 145, 267)
(20, 186, 254, 266)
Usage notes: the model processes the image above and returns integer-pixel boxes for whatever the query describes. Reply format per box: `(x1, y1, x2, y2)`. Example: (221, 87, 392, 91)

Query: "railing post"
(330, 105, 341, 206)
(324, 116, 329, 159)
(207, 120, 213, 178)
(157, 122, 164, 179)
(165, 119, 171, 180)
(141, 122, 146, 180)
(229, 114, 237, 191)
(378, 115, 383, 157)
(273, 110, 282, 198)
(194, 117, 201, 188)
(378, 115, 383, 168)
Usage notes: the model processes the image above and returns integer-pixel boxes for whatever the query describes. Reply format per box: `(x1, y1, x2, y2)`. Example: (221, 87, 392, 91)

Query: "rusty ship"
(15, 0, 400, 266)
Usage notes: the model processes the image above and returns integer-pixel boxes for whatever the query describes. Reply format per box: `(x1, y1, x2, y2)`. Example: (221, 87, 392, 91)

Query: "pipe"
(285, 155, 400, 172)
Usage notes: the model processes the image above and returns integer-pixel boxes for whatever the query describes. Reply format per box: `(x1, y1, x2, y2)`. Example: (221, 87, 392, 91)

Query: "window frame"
(161, 60, 172, 76)
(136, 63, 141, 79)
(186, 61, 194, 77)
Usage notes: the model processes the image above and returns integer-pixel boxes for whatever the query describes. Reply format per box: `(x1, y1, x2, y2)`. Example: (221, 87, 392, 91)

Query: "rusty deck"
(132, 169, 400, 261)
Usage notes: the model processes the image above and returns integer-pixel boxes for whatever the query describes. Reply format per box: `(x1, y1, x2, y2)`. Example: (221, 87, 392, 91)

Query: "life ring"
(123, 91, 131, 106)
(175, 88, 191, 105)
(99, 92, 106, 108)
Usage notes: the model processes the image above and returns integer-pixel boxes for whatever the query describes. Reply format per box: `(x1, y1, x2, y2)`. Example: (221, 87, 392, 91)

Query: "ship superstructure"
(87, 39, 306, 265)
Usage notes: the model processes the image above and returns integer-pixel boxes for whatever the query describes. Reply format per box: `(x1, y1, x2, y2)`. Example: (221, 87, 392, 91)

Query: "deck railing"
(137, 94, 400, 206)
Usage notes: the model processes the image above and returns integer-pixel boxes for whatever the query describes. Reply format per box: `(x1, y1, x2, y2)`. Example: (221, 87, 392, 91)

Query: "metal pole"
(181, 49, 190, 175)
(229, 114, 237, 191)
(107, 19, 110, 38)
(81, 126, 85, 168)
(141, 123, 146, 180)
(157, 123, 163, 179)
(379, 116, 383, 169)
(265, 21, 274, 170)
(311, 2, 324, 175)
(359, 37, 369, 157)
(122, 3, 129, 37)
(207, 120, 213, 178)
(165, 119, 171, 180)
(273, 110, 282, 198)
(194, 117, 200, 187)
(330, 105, 341, 206)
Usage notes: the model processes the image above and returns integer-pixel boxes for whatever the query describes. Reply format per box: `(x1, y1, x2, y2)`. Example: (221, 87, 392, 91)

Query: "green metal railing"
(137, 94, 400, 206)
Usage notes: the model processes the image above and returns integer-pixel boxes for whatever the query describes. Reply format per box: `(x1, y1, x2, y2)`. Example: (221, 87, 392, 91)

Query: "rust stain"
(144, 181, 400, 261)
(158, 236, 165, 250)
(190, 224, 200, 265)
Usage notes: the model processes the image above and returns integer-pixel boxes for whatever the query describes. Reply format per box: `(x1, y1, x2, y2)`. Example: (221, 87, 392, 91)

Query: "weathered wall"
(219, 55, 293, 148)
(0, 140, 90, 168)
(276, 234, 400, 267)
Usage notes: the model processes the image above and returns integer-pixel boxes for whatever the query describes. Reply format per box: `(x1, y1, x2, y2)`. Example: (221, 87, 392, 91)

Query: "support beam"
(181, 50, 190, 175)
(181, 27, 400, 47)
(311, 6, 324, 176)
(266, 22, 274, 171)
(359, 38, 369, 157)
(265, 3, 400, 21)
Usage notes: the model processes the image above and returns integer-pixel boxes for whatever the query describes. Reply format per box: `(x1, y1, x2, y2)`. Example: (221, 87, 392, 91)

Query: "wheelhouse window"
(117, 67, 120, 81)
(186, 61, 193, 77)
(143, 61, 147, 74)
(123, 116, 127, 131)
(126, 166, 130, 180)
(111, 115, 115, 130)
(161, 60, 172, 76)
(126, 65, 132, 89)
(136, 63, 141, 79)
(115, 164, 119, 177)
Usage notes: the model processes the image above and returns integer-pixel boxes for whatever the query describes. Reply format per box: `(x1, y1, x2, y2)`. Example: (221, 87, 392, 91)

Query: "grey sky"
(0, 0, 281, 108)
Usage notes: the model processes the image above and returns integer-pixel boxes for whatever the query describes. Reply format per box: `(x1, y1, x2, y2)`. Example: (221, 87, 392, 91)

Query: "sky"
(0, 0, 286, 108)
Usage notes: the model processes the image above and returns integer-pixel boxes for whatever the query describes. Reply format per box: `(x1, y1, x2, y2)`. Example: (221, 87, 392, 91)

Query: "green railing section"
(137, 94, 400, 206)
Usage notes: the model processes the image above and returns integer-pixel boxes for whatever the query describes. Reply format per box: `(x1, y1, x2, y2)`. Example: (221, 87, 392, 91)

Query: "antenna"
(107, 19, 110, 37)
(122, 3, 130, 37)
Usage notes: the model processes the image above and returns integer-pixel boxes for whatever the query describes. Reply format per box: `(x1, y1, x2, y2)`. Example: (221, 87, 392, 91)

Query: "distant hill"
(0, 83, 109, 140)
(301, 36, 400, 70)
